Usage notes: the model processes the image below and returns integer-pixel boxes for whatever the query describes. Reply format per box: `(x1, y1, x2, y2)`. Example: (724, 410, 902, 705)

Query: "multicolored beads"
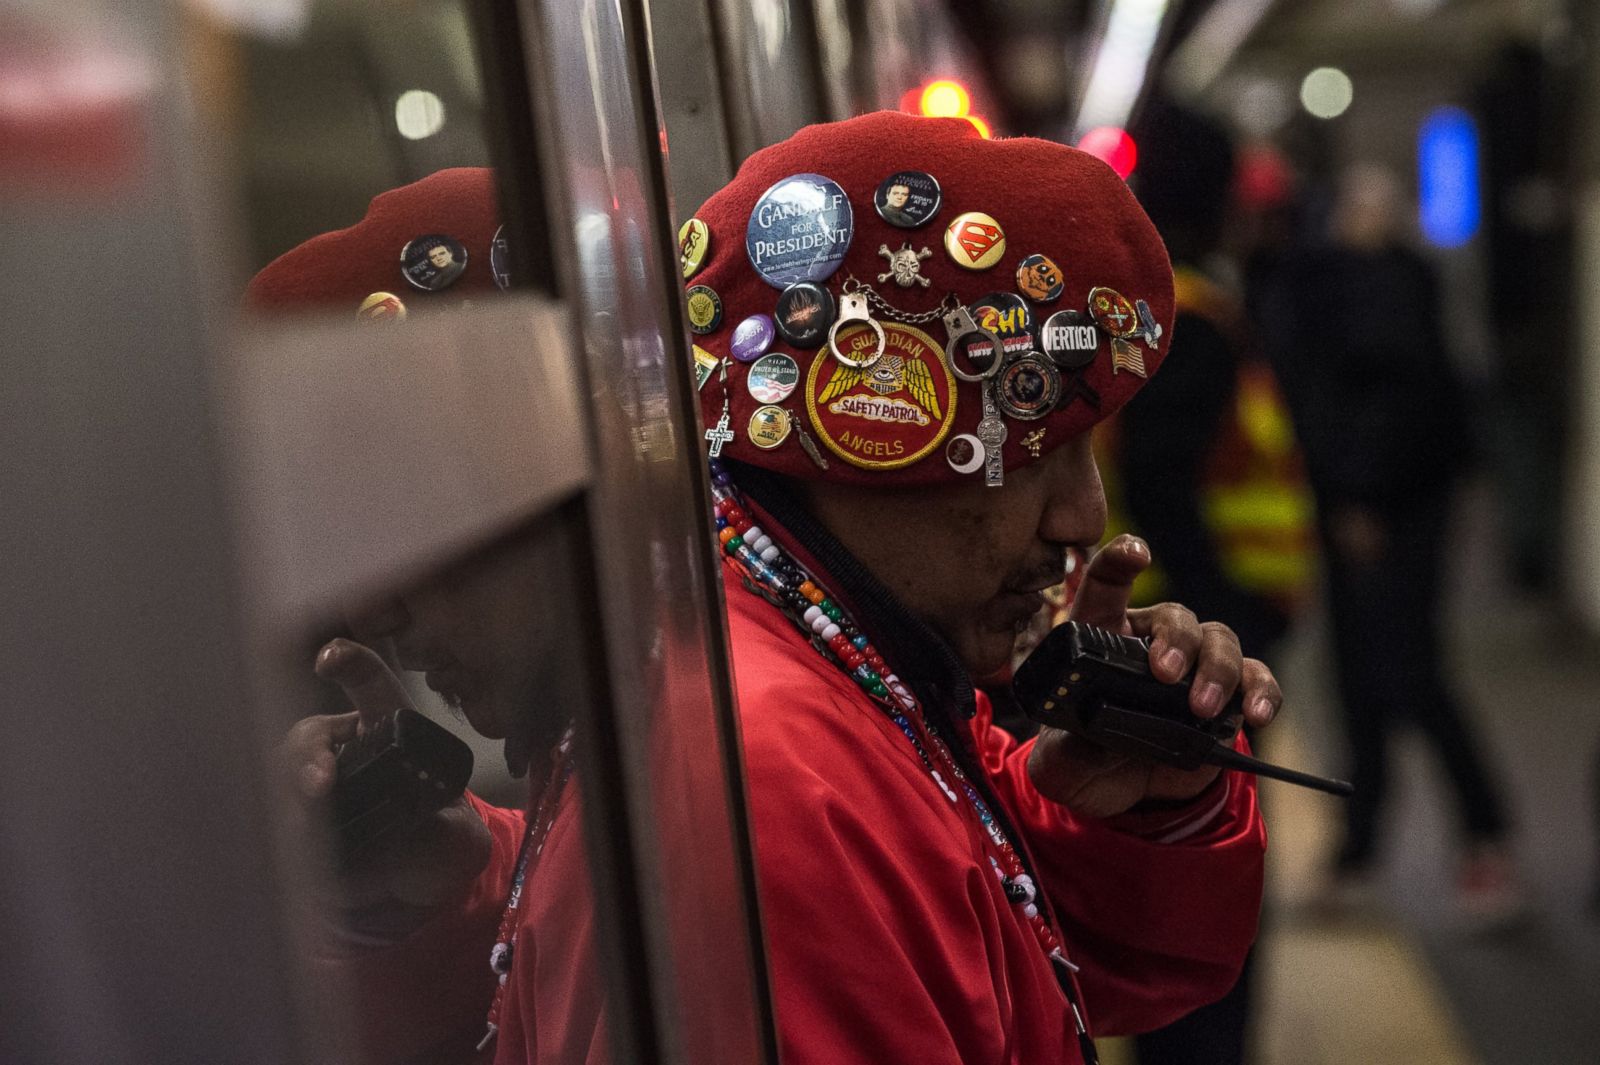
(708, 458, 1065, 966)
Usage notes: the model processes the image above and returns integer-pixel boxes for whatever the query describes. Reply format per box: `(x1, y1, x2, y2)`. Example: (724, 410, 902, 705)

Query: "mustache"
(1003, 551, 1070, 594)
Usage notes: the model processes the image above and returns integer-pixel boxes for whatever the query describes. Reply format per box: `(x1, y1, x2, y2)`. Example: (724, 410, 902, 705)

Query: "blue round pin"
(745, 173, 854, 289)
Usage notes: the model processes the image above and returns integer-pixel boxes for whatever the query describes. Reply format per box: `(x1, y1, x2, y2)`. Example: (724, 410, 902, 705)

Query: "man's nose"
(1038, 446, 1108, 549)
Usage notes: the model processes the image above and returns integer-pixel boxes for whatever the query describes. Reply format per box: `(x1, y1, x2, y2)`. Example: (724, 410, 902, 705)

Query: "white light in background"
(1231, 76, 1292, 137)
(1300, 67, 1353, 120)
(1074, 0, 1172, 137)
(395, 90, 446, 140)
(186, 0, 311, 40)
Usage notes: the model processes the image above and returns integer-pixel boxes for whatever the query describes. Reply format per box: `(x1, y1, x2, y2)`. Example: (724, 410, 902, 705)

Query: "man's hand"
(278, 638, 492, 923)
(1026, 535, 1283, 819)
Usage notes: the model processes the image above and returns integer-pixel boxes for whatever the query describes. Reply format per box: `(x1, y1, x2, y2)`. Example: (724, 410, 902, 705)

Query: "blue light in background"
(1418, 106, 1481, 248)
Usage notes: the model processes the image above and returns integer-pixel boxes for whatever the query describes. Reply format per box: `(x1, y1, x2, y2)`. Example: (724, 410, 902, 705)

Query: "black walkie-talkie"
(330, 707, 476, 859)
(1013, 622, 1353, 797)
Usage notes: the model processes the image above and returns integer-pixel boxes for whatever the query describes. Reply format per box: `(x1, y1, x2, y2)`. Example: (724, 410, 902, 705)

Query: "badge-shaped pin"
(962, 292, 1033, 365)
(747, 352, 801, 403)
(357, 292, 407, 323)
(775, 282, 835, 347)
(1016, 254, 1064, 303)
(679, 218, 711, 279)
(748, 405, 793, 449)
(944, 212, 1006, 271)
(1020, 428, 1047, 458)
(875, 170, 942, 228)
(946, 433, 985, 474)
(705, 398, 736, 458)
(995, 354, 1062, 421)
(1040, 309, 1099, 369)
(731, 314, 777, 363)
(1110, 337, 1148, 377)
(685, 285, 724, 334)
(692, 344, 719, 391)
(490, 225, 512, 290)
(1135, 298, 1162, 349)
(400, 234, 469, 292)
(878, 242, 933, 288)
(942, 304, 1006, 382)
(1088, 286, 1139, 338)
(976, 382, 1008, 488)
(807, 320, 957, 470)
(746, 173, 854, 289)
(828, 291, 886, 370)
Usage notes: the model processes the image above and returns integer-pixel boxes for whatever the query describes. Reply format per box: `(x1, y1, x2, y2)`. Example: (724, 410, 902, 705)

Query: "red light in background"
(965, 115, 992, 139)
(1077, 126, 1138, 179)
(919, 80, 971, 118)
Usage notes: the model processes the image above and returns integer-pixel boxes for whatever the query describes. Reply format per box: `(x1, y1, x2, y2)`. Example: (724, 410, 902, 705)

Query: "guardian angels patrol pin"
(806, 320, 957, 470)
(400, 234, 468, 292)
(944, 212, 1006, 271)
(746, 174, 854, 289)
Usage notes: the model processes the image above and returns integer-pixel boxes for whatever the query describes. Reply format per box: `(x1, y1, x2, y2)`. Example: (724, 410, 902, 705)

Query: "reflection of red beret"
(689, 111, 1173, 486)
(247, 168, 501, 313)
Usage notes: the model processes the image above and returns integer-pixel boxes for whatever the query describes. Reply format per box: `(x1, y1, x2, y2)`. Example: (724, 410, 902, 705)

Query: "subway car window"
(10, 1, 1600, 1064)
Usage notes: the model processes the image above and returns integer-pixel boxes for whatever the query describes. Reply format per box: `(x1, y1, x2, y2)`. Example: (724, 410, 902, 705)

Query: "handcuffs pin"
(827, 292, 888, 370)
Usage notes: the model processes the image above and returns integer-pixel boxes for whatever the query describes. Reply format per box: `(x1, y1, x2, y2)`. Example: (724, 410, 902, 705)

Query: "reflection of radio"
(1013, 622, 1353, 797)
(331, 708, 475, 858)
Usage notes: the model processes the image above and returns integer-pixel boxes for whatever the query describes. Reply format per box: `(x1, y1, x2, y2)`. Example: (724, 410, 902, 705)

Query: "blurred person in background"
(1116, 100, 1311, 1065)
(1263, 163, 1520, 920)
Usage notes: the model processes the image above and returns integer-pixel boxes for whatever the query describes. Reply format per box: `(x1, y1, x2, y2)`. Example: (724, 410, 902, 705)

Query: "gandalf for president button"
(805, 321, 956, 470)
(746, 173, 854, 289)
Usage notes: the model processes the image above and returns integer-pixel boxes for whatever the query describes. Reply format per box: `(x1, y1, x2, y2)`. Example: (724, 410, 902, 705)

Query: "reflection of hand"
(1026, 535, 1283, 819)
(278, 638, 491, 926)
(1330, 507, 1387, 564)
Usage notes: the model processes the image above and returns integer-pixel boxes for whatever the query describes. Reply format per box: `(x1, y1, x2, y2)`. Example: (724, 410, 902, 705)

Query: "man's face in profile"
(428, 245, 455, 269)
(885, 184, 910, 209)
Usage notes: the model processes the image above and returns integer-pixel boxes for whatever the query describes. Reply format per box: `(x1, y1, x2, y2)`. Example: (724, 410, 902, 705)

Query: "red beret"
(247, 167, 502, 316)
(687, 111, 1173, 487)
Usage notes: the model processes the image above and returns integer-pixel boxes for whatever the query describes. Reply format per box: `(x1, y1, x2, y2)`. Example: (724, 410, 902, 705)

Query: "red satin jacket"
(329, 532, 1266, 1065)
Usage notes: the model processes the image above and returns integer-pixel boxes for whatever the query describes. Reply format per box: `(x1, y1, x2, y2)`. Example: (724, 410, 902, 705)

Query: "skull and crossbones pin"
(878, 243, 933, 288)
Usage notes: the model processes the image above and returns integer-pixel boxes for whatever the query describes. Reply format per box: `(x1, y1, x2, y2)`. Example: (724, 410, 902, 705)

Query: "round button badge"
(944, 212, 1006, 271)
(1040, 309, 1100, 369)
(1088, 286, 1139, 338)
(748, 405, 793, 450)
(747, 352, 801, 403)
(400, 234, 469, 292)
(874, 170, 942, 229)
(774, 282, 836, 347)
(962, 292, 1033, 366)
(1016, 253, 1064, 304)
(995, 354, 1063, 420)
(679, 218, 711, 279)
(731, 314, 777, 362)
(357, 292, 407, 323)
(746, 173, 855, 289)
(685, 285, 724, 334)
(946, 433, 985, 474)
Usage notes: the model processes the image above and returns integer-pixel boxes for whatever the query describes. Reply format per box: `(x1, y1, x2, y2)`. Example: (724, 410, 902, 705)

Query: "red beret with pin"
(685, 110, 1174, 487)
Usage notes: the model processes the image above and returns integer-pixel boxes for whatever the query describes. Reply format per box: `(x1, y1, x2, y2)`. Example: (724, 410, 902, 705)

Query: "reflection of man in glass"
(424, 243, 467, 288)
(878, 182, 918, 227)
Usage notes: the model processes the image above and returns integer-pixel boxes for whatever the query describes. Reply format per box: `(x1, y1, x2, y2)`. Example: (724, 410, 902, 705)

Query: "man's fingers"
(315, 637, 415, 729)
(1186, 622, 1244, 718)
(280, 711, 359, 800)
(1067, 535, 1152, 631)
(1239, 658, 1283, 728)
(1128, 602, 1203, 684)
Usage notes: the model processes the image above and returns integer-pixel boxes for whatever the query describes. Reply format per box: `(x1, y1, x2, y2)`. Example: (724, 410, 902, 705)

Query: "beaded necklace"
(707, 459, 1075, 967)
(478, 725, 576, 1053)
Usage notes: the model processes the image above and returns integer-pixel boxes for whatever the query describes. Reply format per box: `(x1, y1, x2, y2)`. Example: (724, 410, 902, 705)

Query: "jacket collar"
(728, 461, 977, 723)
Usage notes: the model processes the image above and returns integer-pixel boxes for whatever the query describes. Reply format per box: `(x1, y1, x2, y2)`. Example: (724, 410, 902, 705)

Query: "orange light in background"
(919, 80, 971, 118)
(1077, 126, 1138, 179)
(965, 115, 992, 139)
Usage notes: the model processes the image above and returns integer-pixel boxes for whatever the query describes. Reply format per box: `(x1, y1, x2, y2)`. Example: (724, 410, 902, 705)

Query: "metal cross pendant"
(976, 381, 1007, 488)
(705, 403, 735, 458)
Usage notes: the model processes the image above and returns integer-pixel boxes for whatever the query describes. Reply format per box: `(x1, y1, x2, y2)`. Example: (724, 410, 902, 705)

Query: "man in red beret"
(276, 112, 1279, 1065)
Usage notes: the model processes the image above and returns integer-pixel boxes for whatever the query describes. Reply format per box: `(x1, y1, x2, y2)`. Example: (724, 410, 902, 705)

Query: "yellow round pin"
(748, 405, 792, 449)
(679, 218, 711, 279)
(944, 212, 1006, 271)
(357, 291, 407, 323)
